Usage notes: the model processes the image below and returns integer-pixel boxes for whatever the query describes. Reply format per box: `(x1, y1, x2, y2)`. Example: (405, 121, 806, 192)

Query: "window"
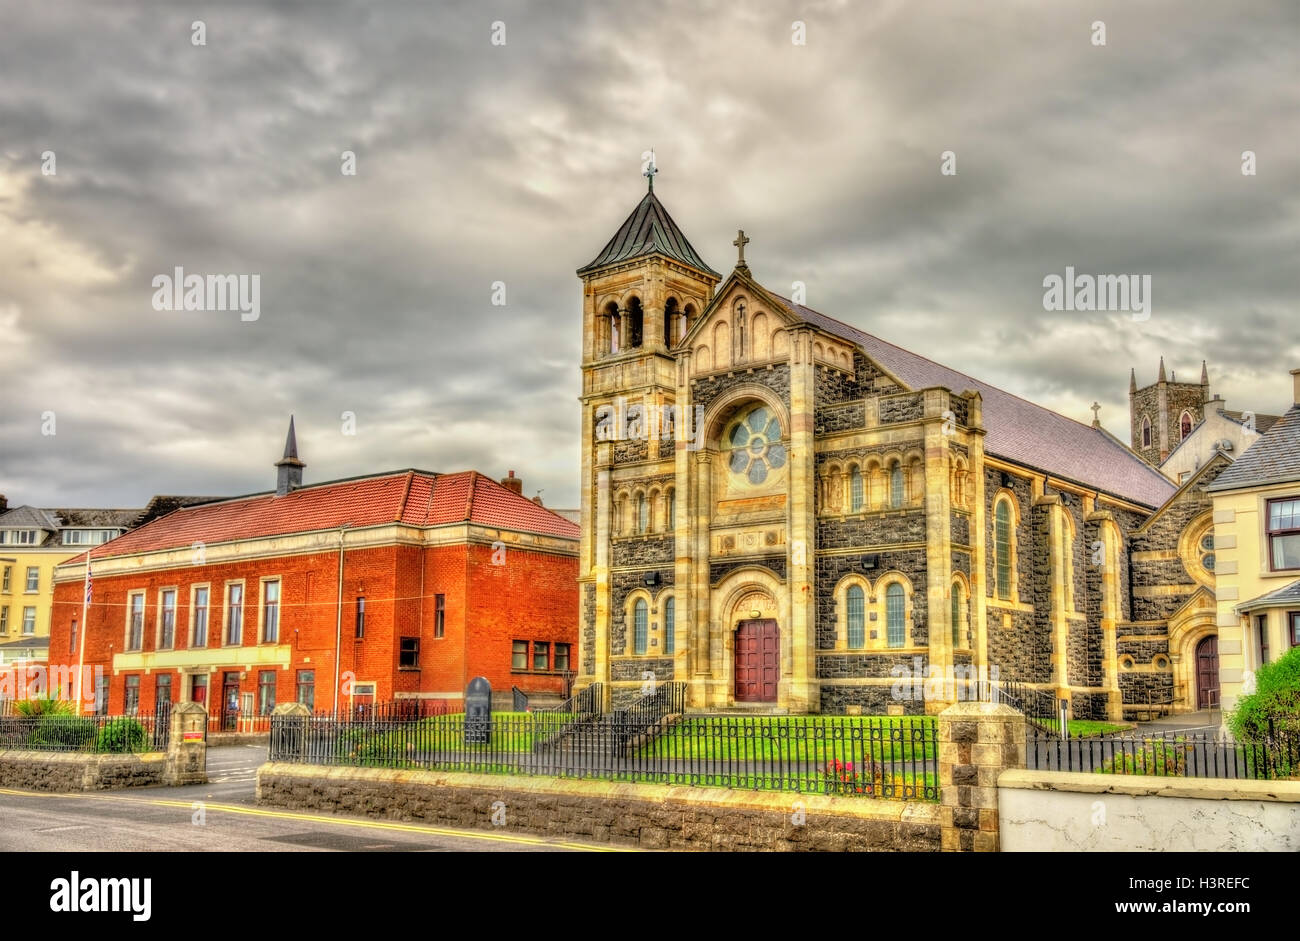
(124, 675, 140, 716)
(261, 580, 280, 643)
(1141, 416, 1152, 448)
(0, 607, 8, 633)
(1059, 511, 1075, 611)
(225, 584, 243, 645)
(890, 463, 904, 509)
(399, 637, 420, 669)
(355, 596, 366, 639)
(434, 594, 445, 638)
(633, 599, 648, 654)
(1257, 615, 1269, 666)
(533, 641, 549, 671)
(723, 405, 786, 485)
(846, 585, 865, 648)
(192, 587, 209, 646)
(191, 675, 208, 708)
(22, 606, 36, 635)
(63, 530, 115, 546)
(1180, 411, 1193, 440)
(512, 640, 529, 670)
(159, 589, 176, 649)
(156, 673, 172, 707)
(1199, 531, 1215, 573)
(664, 598, 675, 655)
(637, 494, 648, 534)
(886, 583, 905, 648)
(25, 567, 38, 592)
(951, 584, 964, 647)
(297, 670, 315, 710)
(851, 468, 864, 512)
(554, 643, 571, 672)
(1267, 499, 1300, 570)
(995, 499, 1013, 600)
(94, 674, 109, 715)
(1, 566, 10, 591)
(1291, 612, 1300, 648)
(667, 490, 676, 529)
(127, 594, 144, 650)
(257, 670, 276, 716)
(0, 530, 37, 545)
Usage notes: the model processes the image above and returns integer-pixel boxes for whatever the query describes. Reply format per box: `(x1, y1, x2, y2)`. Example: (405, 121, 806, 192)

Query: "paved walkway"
(1132, 709, 1224, 735)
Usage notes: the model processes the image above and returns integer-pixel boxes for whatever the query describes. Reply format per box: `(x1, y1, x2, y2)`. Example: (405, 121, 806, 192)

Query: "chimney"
(0, 494, 7, 513)
(500, 470, 524, 496)
(1209, 394, 1225, 415)
(275, 416, 306, 496)
(1292, 368, 1300, 408)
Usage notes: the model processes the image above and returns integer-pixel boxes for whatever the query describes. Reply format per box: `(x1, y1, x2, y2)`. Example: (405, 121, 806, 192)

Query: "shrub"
(1229, 646, 1300, 740)
(1096, 740, 1188, 776)
(14, 698, 74, 718)
(27, 716, 98, 751)
(95, 718, 148, 753)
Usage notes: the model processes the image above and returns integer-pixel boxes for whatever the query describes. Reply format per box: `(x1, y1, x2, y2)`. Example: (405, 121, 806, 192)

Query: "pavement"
(0, 744, 626, 853)
(1131, 709, 1225, 735)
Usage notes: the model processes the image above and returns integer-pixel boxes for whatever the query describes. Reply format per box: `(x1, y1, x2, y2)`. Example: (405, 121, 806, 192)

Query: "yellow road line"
(0, 788, 631, 852)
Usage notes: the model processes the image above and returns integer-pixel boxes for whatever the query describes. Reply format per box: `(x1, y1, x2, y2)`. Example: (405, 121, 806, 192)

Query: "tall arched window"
(847, 585, 865, 648)
(850, 468, 864, 512)
(606, 302, 621, 355)
(951, 582, 964, 647)
(626, 297, 644, 348)
(995, 499, 1013, 600)
(886, 583, 906, 648)
(666, 489, 676, 529)
(637, 494, 648, 534)
(890, 463, 904, 509)
(633, 599, 648, 655)
(1180, 410, 1193, 440)
(1059, 509, 1075, 611)
(663, 597, 675, 655)
(1141, 416, 1152, 448)
(664, 297, 679, 347)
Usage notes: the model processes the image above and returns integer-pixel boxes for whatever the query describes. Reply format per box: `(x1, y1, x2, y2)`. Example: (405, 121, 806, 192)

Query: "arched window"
(664, 297, 679, 347)
(951, 582, 965, 647)
(666, 489, 676, 529)
(995, 499, 1013, 600)
(626, 297, 644, 348)
(633, 599, 648, 655)
(1059, 509, 1075, 611)
(605, 301, 621, 355)
(847, 585, 865, 648)
(637, 494, 648, 534)
(850, 467, 864, 512)
(1141, 416, 1152, 448)
(1180, 410, 1193, 440)
(886, 583, 906, 648)
(664, 597, 675, 654)
(890, 463, 904, 509)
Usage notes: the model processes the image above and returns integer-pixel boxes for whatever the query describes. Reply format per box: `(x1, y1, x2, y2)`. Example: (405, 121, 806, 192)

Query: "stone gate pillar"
(166, 701, 208, 786)
(938, 701, 1025, 852)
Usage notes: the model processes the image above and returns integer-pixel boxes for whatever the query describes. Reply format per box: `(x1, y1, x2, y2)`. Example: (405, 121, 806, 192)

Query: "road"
(0, 744, 624, 852)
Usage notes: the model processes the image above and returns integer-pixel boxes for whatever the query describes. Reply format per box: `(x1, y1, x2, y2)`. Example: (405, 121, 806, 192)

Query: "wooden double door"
(1196, 635, 1219, 709)
(734, 619, 779, 703)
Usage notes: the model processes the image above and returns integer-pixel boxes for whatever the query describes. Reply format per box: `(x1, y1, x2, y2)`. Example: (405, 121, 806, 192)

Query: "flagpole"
(75, 553, 90, 715)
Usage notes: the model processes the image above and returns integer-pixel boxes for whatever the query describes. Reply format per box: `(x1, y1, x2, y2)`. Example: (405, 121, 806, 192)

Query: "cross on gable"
(733, 230, 750, 267)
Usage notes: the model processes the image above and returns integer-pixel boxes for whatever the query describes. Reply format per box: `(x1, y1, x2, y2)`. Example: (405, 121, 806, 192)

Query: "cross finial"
(643, 149, 657, 192)
(1090, 401, 1101, 426)
(733, 229, 750, 267)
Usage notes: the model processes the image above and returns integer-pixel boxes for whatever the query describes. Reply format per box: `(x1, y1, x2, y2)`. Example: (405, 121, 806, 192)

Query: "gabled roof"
(79, 469, 579, 560)
(578, 190, 719, 277)
(766, 295, 1176, 509)
(0, 506, 61, 530)
(1236, 579, 1300, 614)
(1223, 409, 1280, 435)
(1132, 451, 1230, 535)
(1207, 405, 1300, 492)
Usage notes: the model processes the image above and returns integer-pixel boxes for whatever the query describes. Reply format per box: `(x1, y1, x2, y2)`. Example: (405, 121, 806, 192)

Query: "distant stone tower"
(1129, 359, 1210, 465)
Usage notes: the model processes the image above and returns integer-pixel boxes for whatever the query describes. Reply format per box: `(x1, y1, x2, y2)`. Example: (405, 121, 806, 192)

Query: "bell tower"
(573, 161, 720, 703)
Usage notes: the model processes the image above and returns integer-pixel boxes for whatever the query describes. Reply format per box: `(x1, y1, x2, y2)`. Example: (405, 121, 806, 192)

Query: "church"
(572, 174, 1227, 719)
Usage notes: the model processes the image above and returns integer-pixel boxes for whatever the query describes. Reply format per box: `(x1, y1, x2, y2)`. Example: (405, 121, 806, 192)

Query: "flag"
(84, 567, 93, 605)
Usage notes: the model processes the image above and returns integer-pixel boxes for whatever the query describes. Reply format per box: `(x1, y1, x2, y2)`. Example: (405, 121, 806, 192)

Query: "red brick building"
(49, 428, 578, 722)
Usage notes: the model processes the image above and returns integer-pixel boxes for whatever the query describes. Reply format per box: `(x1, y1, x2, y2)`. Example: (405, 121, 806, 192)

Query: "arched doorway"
(734, 620, 779, 703)
(1195, 635, 1220, 710)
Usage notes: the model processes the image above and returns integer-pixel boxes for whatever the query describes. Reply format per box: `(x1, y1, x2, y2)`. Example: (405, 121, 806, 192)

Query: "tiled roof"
(0, 506, 62, 530)
(83, 470, 579, 560)
(578, 190, 720, 277)
(1223, 410, 1281, 435)
(1207, 405, 1300, 492)
(1236, 579, 1300, 613)
(53, 508, 144, 528)
(769, 295, 1177, 508)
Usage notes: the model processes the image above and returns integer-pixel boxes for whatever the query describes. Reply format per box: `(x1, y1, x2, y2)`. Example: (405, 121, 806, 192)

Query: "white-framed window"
(1, 565, 10, 592)
(191, 585, 210, 647)
(22, 606, 36, 635)
(260, 578, 281, 643)
(24, 567, 39, 592)
(0, 607, 8, 633)
(125, 592, 145, 650)
(224, 582, 244, 645)
(62, 529, 117, 546)
(158, 588, 177, 649)
(0, 530, 38, 546)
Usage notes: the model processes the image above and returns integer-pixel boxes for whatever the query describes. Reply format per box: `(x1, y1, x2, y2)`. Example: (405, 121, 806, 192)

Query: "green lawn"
(639, 715, 937, 763)
(1033, 718, 1133, 737)
(338, 712, 578, 761)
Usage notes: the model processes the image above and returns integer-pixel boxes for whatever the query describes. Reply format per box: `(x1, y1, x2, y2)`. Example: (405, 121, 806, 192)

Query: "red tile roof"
(83, 470, 579, 560)
(771, 295, 1176, 509)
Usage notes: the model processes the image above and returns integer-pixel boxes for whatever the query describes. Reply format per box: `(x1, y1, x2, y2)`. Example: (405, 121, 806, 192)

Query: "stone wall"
(256, 763, 942, 852)
(692, 363, 791, 415)
(0, 750, 168, 791)
(998, 770, 1300, 851)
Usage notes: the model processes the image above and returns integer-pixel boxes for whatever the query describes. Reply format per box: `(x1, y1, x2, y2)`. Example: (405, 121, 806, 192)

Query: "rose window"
(725, 406, 786, 485)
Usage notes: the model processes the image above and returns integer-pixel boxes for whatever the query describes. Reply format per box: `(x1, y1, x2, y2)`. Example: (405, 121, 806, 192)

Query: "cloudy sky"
(1, 0, 1296, 511)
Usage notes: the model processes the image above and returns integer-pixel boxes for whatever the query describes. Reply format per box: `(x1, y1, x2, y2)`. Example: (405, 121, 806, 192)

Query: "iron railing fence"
(1027, 723, 1300, 780)
(511, 686, 529, 712)
(0, 707, 169, 753)
(268, 708, 940, 801)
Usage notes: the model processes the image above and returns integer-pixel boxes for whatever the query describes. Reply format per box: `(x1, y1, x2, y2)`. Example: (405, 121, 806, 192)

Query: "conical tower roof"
(578, 190, 719, 277)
